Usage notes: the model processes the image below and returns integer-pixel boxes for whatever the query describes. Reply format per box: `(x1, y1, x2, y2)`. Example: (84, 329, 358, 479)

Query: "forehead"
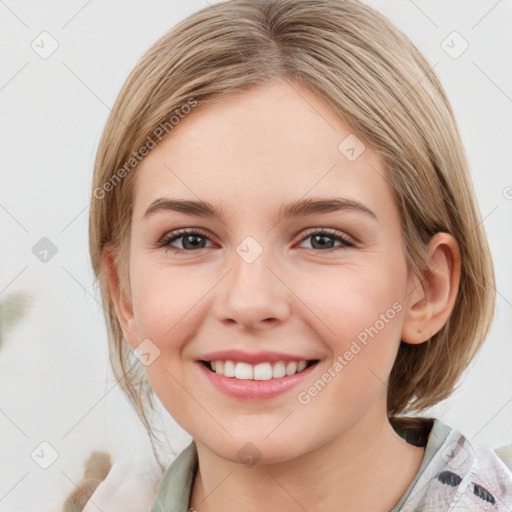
(133, 80, 394, 221)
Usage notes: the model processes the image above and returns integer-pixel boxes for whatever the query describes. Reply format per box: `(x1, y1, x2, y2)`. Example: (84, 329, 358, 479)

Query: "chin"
(204, 436, 312, 467)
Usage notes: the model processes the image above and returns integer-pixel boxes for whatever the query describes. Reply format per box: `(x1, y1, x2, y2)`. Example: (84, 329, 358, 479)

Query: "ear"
(401, 233, 461, 344)
(101, 244, 139, 349)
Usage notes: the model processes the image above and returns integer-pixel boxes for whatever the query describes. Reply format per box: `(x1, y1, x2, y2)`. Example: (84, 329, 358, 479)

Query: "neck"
(189, 403, 426, 512)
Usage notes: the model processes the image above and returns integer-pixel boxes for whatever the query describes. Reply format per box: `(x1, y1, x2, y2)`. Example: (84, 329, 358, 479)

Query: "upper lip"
(198, 350, 319, 365)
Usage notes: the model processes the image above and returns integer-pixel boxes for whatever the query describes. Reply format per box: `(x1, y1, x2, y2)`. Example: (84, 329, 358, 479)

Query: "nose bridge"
(215, 235, 291, 330)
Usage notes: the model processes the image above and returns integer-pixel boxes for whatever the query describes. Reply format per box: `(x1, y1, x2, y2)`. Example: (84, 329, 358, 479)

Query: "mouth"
(197, 357, 321, 400)
(199, 359, 319, 381)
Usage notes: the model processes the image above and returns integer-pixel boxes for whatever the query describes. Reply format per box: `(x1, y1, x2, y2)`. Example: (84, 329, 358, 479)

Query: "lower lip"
(197, 361, 318, 399)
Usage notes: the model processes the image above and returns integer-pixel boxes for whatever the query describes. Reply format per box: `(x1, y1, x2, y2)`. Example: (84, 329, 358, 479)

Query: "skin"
(104, 79, 461, 512)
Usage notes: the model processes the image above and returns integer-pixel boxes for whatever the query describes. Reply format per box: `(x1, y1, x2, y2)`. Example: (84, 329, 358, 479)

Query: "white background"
(1, 1, 511, 510)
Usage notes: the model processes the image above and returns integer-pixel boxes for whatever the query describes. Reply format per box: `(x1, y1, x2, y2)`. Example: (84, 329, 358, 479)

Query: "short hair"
(88, 0, 495, 466)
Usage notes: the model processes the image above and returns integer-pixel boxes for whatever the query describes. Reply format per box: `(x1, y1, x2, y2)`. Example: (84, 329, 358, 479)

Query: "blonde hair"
(89, 0, 495, 467)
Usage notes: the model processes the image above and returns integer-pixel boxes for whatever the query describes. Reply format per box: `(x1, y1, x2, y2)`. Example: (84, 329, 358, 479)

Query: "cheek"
(299, 262, 406, 337)
(300, 265, 407, 402)
(129, 264, 199, 413)
(295, 269, 406, 416)
(131, 261, 205, 338)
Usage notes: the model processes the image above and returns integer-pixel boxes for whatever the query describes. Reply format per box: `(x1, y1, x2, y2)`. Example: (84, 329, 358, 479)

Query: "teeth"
(285, 361, 297, 375)
(223, 360, 235, 377)
(208, 359, 312, 380)
(254, 362, 273, 380)
(272, 361, 286, 378)
(235, 362, 253, 380)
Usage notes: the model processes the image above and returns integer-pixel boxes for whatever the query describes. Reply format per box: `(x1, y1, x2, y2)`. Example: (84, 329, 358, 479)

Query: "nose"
(213, 245, 291, 332)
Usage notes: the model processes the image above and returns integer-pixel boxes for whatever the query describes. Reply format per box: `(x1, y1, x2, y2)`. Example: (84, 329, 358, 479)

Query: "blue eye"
(158, 228, 355, 254)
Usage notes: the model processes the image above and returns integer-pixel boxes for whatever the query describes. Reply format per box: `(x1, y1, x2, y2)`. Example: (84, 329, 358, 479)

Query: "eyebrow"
(143, 197, 377, 221)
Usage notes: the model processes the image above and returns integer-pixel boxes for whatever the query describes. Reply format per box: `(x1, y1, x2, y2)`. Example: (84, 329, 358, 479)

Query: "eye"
(158, 227, 355, 254)
(158, 228, 213, 254)
(296, 228, 355, 252)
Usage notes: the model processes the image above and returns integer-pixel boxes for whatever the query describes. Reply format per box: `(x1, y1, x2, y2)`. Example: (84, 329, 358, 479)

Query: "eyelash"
(157, 227, 356, 255)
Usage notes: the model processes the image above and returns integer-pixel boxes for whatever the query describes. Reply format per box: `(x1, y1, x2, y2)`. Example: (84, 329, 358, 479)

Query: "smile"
(197, 359, 320, 399)
(201, 359, 317, 380)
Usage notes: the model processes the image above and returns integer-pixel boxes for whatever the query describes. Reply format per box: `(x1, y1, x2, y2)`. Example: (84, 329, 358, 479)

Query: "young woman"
(86, 0, 512, 510)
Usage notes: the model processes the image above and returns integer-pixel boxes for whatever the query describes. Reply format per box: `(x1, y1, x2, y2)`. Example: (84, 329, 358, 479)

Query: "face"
(120, 79, 414, 464)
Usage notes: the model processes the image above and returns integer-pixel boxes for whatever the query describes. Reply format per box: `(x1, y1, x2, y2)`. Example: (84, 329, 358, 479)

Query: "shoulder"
(402, 417, 512, 511)
(495, 444, 512, 473)
(470, 439, 512, 499)
(80, 449, 166, 512)
(151, 441, 199, 511)
(449, 433, 512, 510)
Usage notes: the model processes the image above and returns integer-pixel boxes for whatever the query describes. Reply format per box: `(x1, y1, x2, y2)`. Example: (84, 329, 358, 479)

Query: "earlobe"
(401, 233, 461, 345)
(101, 244, 138, 348)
